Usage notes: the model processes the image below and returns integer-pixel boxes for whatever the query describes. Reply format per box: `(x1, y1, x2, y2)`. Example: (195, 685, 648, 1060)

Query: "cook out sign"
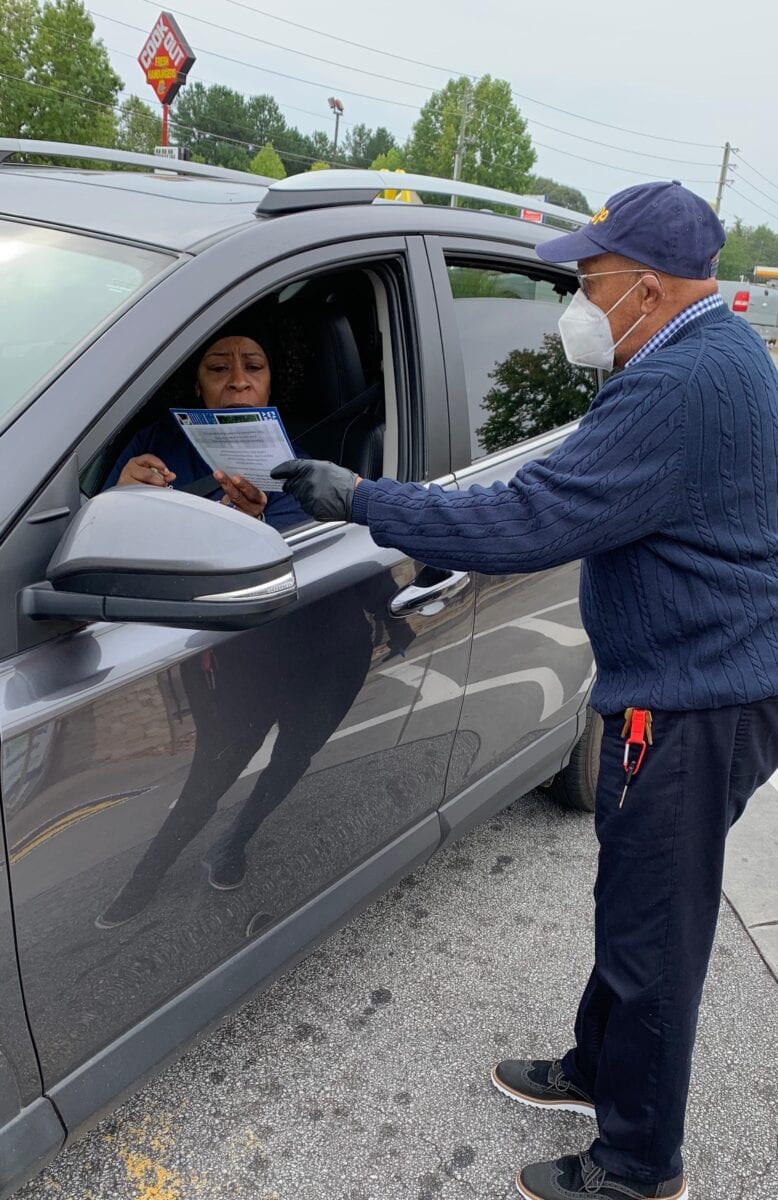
(138, 11, 195, 105)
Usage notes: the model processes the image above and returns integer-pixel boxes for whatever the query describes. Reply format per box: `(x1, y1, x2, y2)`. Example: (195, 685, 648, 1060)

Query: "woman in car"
(106, 322, 306, 531)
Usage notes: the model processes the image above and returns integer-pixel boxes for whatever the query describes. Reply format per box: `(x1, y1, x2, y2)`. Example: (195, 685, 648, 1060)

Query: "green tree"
(9, 0, 121, 147)
(718, 218, 778, 280)
(245, 93, 287, 145)
(527, 175, 592, 215)
(477, 333, 596, 451)
(309, 160, 330, 171)
(171, 82, 255, 170)
(115, 95, 161, 155)
(342, 122, 398, 168)
(406, 74, 535, 192)
(370, 147, 406, 171)
(249, 141, 286, 179)
(0, 0, 38, 136)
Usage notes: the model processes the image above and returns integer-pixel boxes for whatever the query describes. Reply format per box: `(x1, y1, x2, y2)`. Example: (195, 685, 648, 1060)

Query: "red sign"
(520, 209, 544, 223)
(138, 12, 195, 106)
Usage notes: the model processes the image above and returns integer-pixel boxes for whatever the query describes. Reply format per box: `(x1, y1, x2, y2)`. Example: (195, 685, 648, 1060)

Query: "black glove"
(270, 459, 358, 521)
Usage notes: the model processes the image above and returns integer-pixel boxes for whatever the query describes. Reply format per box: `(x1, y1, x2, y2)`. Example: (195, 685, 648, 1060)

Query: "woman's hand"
(117, 455, 176, 487)
(214, 470, 268, 519)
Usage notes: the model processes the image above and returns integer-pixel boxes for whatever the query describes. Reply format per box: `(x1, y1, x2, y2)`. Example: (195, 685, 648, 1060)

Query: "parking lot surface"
(20, 788, 777, 1200)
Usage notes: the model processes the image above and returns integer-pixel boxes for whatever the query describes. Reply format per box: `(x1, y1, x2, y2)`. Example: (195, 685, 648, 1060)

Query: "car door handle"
(389, 568, 470, 617)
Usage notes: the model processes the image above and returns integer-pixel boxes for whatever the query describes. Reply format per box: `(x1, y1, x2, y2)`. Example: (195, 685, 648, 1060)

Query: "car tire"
(547, 706, 602, 813)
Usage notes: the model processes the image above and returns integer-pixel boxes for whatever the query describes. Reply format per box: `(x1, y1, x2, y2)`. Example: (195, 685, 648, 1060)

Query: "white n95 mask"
(558, 280, 648, 370)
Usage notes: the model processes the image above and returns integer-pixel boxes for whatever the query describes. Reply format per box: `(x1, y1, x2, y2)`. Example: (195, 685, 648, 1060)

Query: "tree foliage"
(0, 0, 38, 136)
(115, 95, 160, 155)
(0, 0, 121, 146)
(718, 217, 778, 280)
(527, 175, 592, 215)
(477, 333, 596, 451)
(406, 74, 535, 192)
(249, 141, 286, 179)
(169, 82, 335, 174)
(342, 122, 398, 168)
(371, 147, 406, 171)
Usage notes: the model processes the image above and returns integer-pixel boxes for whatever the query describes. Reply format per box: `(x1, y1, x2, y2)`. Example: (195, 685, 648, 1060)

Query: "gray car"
(0, 141, 600, 1196)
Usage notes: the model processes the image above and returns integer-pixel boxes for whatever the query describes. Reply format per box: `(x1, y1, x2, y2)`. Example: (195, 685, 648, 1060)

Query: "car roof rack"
(0, 138, 265, 186)
(256, 168, 589, 227)
(0, 139, 590, 229)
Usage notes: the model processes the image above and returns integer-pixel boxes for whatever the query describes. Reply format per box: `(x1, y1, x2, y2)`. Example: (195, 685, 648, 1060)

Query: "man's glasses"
(576, 269, 655, 299)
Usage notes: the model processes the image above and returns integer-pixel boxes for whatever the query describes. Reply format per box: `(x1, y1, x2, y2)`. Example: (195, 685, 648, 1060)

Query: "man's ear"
(640, 274, 665, 314)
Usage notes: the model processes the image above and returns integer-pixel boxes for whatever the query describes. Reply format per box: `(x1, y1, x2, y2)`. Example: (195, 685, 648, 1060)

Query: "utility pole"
(451, 81, 471, 208)
(713, 141, 732, 215)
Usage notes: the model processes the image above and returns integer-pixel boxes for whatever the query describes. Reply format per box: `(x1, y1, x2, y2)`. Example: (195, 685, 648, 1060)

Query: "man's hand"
(117, 454, 176, 487)
(214, 470, 268, 519)
(270, 460, 359, 521)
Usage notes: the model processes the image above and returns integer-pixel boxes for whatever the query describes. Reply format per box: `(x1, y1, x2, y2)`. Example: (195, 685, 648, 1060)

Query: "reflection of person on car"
(95, 589, 377, 931)
(105, 322, 306, 530)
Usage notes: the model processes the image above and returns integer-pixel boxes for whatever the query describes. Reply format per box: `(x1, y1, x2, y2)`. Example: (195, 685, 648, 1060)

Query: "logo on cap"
(591, 207, 609, 225)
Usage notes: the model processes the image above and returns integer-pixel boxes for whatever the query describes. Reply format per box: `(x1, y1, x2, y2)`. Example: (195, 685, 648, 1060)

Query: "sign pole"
(161, 103, 169, 148)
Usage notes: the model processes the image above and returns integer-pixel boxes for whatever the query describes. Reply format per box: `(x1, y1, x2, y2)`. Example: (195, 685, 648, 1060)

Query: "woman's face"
(195, 336, 271, 409)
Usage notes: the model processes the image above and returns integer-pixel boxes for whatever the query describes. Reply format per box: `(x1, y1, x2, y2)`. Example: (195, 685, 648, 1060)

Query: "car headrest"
(303, 309, 367, 418)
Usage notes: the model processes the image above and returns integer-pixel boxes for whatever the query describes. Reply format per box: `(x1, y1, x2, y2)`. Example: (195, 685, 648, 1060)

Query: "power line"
(223, 0, 471, 78)
(105, 41, 340, 130)
(525, 116, 719, 166)
(532, 138, 717, 185)
(727, 186, 778, 226)
(132, 0, 434, 94)
(215, 0, 721, 149)
(11, 17, 774, 208)
(90, 11, 724, 172)
(0, 72, 357, 170)
(93, 10, 424, 111)
(732, 152, 778, 198)
(730, 171, 778, 211)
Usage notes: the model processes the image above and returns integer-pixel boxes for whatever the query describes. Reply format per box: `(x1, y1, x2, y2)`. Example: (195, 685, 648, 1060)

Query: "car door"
(0, 224, 474, 1133)
(0, 823, 64, 1193)
(424, 237, 597, 841)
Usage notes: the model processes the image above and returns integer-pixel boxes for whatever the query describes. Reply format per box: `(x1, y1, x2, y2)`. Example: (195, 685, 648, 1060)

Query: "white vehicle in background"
(718, 267, 778, 345)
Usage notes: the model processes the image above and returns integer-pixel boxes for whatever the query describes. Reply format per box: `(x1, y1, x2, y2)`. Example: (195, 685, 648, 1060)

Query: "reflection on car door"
(0, 815, 64, 1189)
(0, 234, 474, 1131)
(425, 240, 597, 839)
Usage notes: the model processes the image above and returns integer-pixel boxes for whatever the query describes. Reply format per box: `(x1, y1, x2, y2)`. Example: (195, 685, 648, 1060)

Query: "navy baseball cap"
(535, 181, 726, 279)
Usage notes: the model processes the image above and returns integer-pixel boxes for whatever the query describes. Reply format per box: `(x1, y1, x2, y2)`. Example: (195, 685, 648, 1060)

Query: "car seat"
(293, 306, 385, 480)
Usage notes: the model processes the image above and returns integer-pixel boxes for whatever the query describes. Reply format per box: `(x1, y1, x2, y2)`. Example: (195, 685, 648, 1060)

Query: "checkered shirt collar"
(625, 293, 725, 368)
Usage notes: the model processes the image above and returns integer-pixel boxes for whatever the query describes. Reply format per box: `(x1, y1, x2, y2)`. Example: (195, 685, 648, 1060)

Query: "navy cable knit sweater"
(351, 308, 778, 714)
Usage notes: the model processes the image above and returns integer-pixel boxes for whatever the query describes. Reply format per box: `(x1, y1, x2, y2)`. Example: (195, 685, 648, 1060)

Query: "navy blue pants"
(562, 698, 778, 1183)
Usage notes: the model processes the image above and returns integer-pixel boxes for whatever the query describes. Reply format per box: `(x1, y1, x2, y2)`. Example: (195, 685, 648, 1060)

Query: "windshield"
(0, 220, 172, 430)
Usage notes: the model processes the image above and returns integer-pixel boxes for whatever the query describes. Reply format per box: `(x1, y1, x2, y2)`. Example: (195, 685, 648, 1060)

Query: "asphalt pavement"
(18, 785, 777, 1200)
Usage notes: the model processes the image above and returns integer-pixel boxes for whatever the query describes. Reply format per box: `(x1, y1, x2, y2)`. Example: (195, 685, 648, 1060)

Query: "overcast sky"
(90, 0, 777, 231)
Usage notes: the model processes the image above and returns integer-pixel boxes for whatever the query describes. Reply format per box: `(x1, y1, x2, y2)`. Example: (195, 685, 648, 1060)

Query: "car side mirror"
(21, 486, 297, 630)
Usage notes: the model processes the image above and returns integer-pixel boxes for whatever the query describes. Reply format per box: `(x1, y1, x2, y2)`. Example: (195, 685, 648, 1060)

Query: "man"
(272, 181, 778, 1200)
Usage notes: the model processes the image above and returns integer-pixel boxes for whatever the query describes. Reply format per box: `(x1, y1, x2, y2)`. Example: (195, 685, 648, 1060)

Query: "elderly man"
(272, 182, 778, 1200)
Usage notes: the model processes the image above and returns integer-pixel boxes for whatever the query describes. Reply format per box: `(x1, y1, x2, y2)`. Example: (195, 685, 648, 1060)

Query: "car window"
(0, 220, 172, 433)
(84, 261, 416, 512)
(446, 262, 597, 461)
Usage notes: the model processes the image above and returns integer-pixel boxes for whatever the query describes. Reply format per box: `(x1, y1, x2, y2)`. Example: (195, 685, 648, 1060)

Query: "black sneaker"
(516, 1152, 687, 1200)
(491, 1058, 595, 1116)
